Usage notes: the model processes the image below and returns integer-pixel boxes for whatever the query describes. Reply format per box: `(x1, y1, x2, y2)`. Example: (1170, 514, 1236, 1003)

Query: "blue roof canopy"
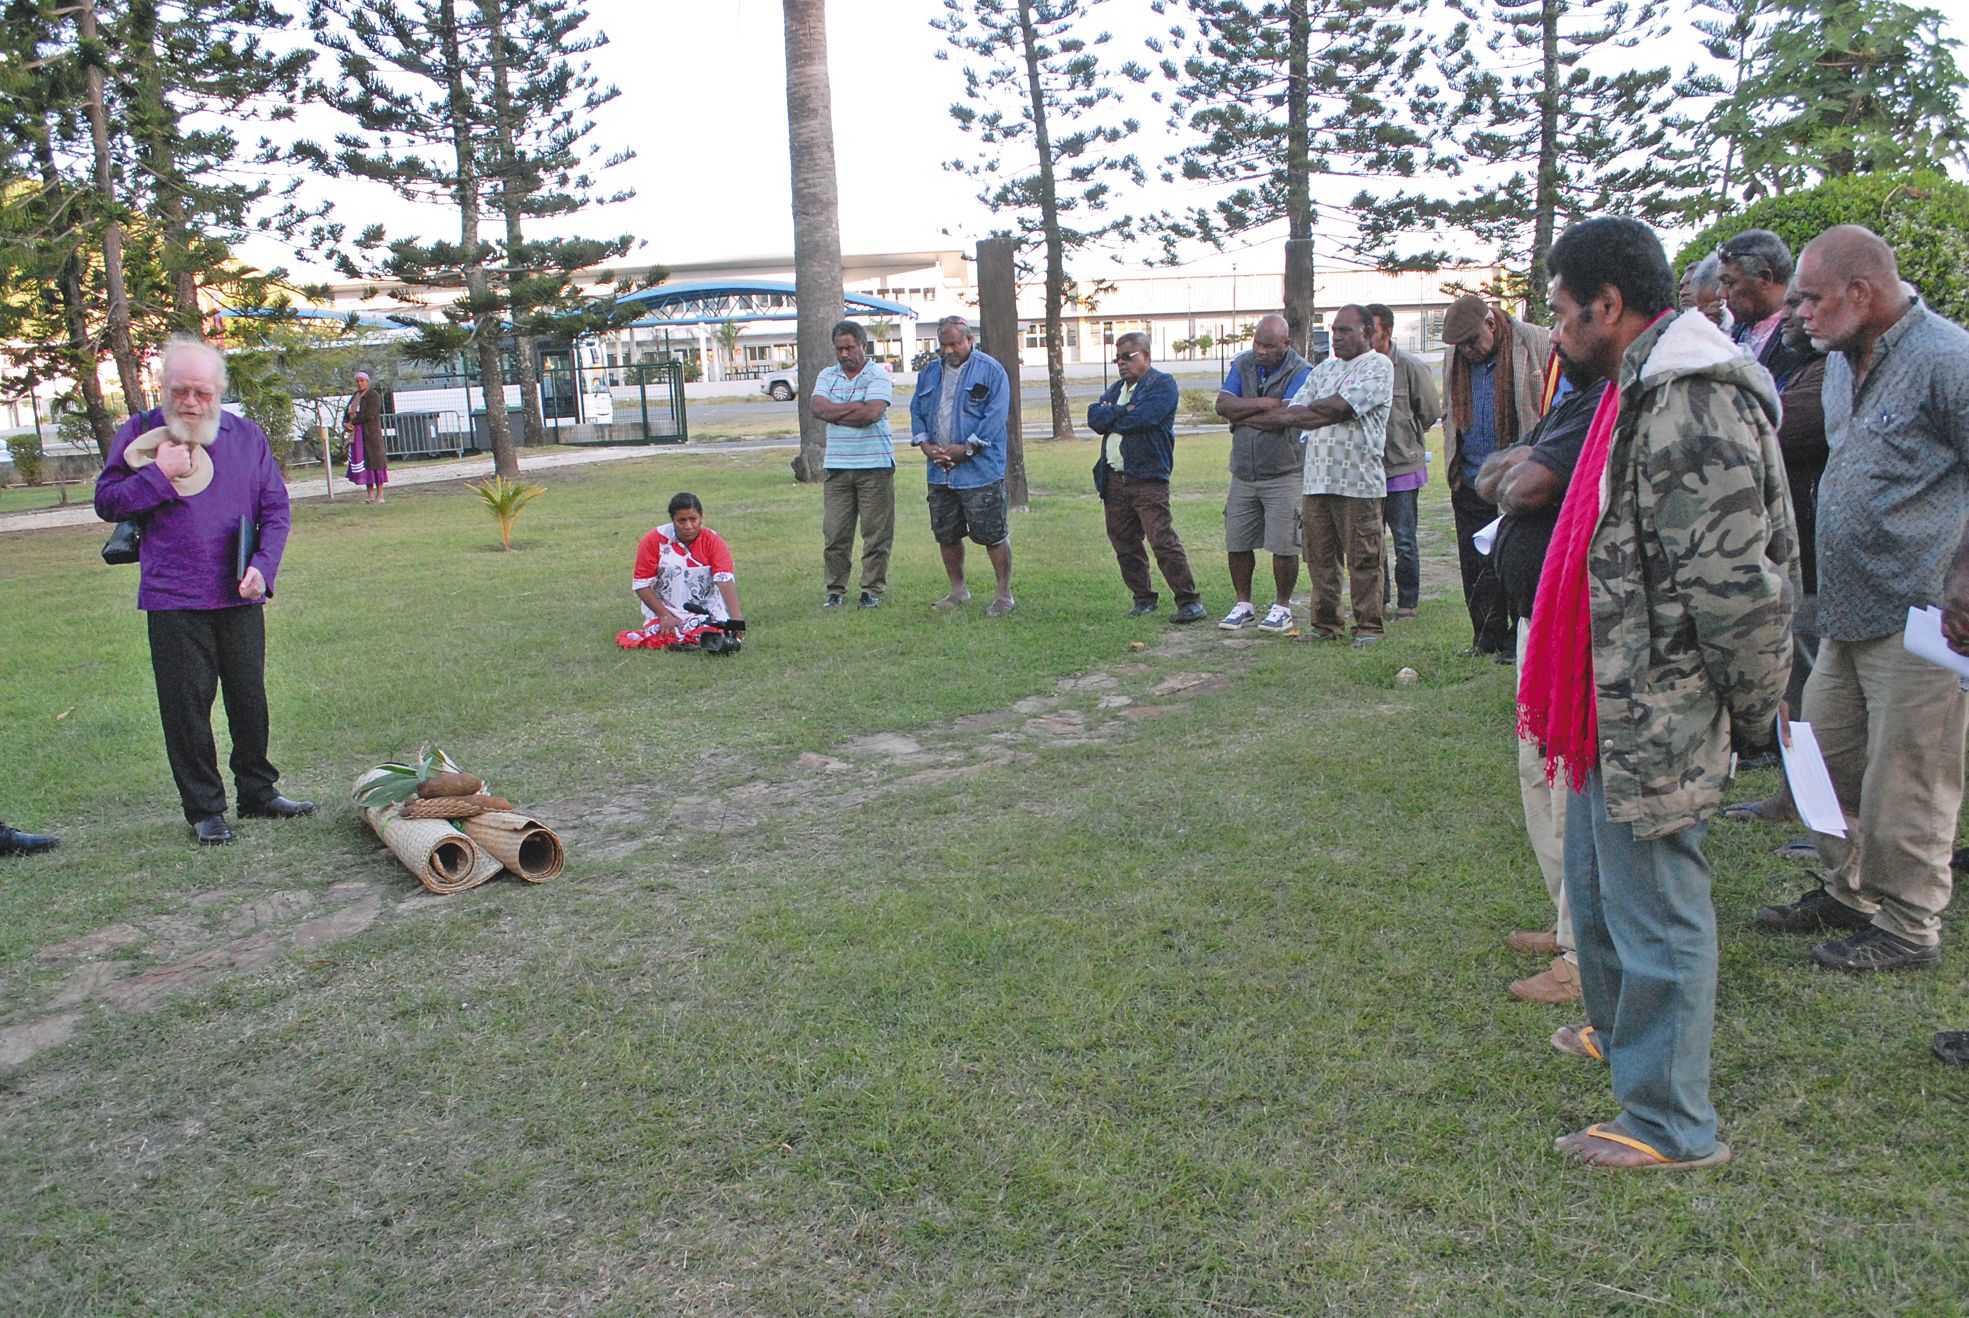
(614, 280, 918, 328)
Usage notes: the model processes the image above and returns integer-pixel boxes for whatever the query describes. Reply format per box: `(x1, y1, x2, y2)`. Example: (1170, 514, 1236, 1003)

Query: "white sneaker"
(1257, 603, 1294, 633)
(1218, 603, 1256, 630)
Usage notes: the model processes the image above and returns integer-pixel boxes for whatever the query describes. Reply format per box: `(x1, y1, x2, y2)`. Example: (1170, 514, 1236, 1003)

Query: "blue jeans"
(1564, 770, 1720, 1160)
(1382, 486, 1419, 609)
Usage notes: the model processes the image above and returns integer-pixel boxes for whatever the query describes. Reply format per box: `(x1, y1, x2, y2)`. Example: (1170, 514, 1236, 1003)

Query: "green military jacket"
(1588, 310, 1798, 839)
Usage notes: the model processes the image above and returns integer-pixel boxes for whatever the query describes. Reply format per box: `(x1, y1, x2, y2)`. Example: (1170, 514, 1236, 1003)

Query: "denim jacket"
(1088, 368, 1179, 494)
(908, 349, 1011, 490)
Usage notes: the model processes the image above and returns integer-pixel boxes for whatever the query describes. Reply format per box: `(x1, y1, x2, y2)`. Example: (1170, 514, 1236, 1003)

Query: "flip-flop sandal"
(1772, 838, 1819, 861)
(1550, 1023, 1605, 1062)
(1722, 798, 1790, 823)
(1555, 1123, 1733, 1171)
(1934, 1031, 1969, 1066)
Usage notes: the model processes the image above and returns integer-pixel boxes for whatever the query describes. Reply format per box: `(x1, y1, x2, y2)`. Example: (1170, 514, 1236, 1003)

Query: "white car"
(762, 366, 797, 401)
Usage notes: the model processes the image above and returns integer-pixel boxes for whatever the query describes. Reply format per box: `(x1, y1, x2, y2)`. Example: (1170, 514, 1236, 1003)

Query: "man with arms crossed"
(1213, 314, 1311, 632)
(1269, 305, 1393, 647)
(812, 320, 895, 610)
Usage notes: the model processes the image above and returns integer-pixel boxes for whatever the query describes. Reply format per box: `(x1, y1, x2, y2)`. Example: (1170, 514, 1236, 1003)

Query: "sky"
(256, 0, 1969, 288)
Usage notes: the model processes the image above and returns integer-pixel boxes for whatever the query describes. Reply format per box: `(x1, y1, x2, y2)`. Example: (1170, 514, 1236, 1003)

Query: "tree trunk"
(1283, 0, 1317, 356)
(483, 0, 548, 449)
(78, 0, 147, 413)
(1015, 0, 1073, 442)
(977, 236, 1027, 509)
(1527, 0, 1561, 322)
(440, 0, 516, 478)
(783, 0, 843, 483)
(35, 115, 116, 454)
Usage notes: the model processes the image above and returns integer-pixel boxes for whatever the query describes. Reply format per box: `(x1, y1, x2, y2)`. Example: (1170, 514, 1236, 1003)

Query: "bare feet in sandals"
(1554, 1123, 1731, 1171)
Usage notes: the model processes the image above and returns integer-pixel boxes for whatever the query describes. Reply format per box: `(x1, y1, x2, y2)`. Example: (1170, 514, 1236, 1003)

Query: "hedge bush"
(1675, 171, 1969, 326)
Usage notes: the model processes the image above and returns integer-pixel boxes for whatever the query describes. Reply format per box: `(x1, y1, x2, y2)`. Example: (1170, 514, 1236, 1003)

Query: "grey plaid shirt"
(1816, 298, 1969, 641)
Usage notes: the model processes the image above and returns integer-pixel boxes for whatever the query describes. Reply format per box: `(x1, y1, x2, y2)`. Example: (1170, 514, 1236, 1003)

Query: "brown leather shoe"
(1506, 928, 1561, 957)
(1511, 956, 1582, 1003)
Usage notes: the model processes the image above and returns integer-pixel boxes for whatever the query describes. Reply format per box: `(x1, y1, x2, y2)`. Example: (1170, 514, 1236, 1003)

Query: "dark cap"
(1442, 295, 1493, 345)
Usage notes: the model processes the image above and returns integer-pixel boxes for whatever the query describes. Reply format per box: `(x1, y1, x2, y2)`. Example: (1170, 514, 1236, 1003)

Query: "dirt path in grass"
(0, 577, 1468, 1070)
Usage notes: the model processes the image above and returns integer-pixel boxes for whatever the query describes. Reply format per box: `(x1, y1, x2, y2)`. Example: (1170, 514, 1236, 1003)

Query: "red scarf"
(1517, 381, 1620, 790)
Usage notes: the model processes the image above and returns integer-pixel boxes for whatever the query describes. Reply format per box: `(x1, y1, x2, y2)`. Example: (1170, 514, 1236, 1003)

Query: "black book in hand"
(234, 515, 259, 583)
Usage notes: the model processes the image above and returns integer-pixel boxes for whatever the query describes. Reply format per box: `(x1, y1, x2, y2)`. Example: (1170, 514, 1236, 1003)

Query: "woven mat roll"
(361, 807, 498, 894)
(459, 811, 565, 883)
(353, 769, 498, 894)
(400, 794, 513, 820)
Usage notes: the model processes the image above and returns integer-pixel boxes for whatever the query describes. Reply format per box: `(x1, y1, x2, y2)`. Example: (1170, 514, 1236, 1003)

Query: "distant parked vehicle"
(763, 366, 797, 401)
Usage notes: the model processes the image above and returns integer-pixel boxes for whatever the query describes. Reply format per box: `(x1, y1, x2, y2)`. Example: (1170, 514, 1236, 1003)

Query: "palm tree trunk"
(783, 0, 842, 483)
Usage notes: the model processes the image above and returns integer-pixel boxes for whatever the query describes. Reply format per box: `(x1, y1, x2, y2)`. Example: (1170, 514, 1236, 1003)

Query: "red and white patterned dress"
(631, 523, 735, 626)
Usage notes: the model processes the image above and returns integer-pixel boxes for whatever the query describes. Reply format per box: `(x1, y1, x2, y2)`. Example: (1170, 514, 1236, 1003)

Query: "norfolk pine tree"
(1357, 0, 1692, 320)
(1152, 0, 1438, 356)
(480, 0, 647, 451)
(304, 0, 521, 478)
(937, 0, 1148, 443)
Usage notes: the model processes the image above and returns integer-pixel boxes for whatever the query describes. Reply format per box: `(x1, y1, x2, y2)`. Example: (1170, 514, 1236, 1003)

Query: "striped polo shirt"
(814, 360, 896, 470)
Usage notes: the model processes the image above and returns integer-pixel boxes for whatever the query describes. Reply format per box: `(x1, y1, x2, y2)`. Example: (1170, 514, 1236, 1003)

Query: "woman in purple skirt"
(344, 369, 389, 504)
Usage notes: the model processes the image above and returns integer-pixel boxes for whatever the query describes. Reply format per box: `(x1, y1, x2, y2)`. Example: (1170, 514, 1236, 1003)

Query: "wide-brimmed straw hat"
(121, 425, 215, 497)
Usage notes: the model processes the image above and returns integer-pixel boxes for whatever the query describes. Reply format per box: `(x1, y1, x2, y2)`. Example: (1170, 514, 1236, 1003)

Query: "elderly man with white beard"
(95, 334, 311, 845)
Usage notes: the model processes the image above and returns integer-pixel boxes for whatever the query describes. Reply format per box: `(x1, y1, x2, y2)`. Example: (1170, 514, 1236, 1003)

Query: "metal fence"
(380, 357, 687, 450)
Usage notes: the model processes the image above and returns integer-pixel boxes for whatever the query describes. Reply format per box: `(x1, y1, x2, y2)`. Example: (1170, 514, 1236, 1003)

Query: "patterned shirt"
(1815, 298, 1969, 641)
(1293, 350, 1394, 498)
(814, 360, 895, 469)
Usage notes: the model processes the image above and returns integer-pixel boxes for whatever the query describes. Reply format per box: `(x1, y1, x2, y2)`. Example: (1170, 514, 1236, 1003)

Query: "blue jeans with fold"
(1381, 486, 1419, 610)
(1564, 769, 1720, 1161)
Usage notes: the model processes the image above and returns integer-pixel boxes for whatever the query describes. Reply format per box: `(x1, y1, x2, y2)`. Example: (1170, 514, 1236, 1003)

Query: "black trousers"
(1450, 482, 1514, 655)
(146, 607, 280, 822)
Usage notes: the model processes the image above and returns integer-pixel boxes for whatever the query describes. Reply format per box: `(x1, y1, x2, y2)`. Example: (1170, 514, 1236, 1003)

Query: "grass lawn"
(1, 437, 1965, 1314)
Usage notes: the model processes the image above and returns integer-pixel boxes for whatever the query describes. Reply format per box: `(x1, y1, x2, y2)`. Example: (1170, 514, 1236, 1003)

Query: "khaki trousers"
(822, 466, 895, 598)
(1301, 494, 1384, 639)
(1517, 625, 1573, 957)
(1806, 633, 1969, 946)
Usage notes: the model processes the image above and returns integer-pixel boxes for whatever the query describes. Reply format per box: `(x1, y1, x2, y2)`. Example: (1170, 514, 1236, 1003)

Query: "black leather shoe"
(239, 796, 315, 819)
(194, 815, 236, 846)
(0, 822, 59, 856)
(1754, 887, 1871, 934)
(1171, 602, 1208, 624)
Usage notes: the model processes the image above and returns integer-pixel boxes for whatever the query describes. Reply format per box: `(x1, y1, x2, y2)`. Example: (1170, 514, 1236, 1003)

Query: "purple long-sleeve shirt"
(95, 409, 292, 612)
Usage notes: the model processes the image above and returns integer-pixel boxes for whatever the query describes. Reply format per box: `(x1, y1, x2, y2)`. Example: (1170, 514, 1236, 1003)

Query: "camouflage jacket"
(1588, 310, 1798, 839)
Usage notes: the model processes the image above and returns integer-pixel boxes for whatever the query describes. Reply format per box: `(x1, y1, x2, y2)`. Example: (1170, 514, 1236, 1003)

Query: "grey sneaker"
(1218, 603, 1256, 630)
(822, 594, 845, 610)
(857, 592, 882, 609)
(1810, 925, 1940, 972)
(1350, 634, 1381, 649)
(1256, 604, 1294, 633)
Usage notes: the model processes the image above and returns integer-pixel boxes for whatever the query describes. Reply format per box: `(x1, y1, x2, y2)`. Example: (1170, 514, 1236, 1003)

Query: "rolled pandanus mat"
(458, 811, 565, 883)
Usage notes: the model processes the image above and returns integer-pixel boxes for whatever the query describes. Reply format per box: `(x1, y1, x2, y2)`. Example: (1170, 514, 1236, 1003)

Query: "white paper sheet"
(1473, 515, 1502, 557)
(1779, 717, 1846, 839)
(1903, 605, 1969, 683)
